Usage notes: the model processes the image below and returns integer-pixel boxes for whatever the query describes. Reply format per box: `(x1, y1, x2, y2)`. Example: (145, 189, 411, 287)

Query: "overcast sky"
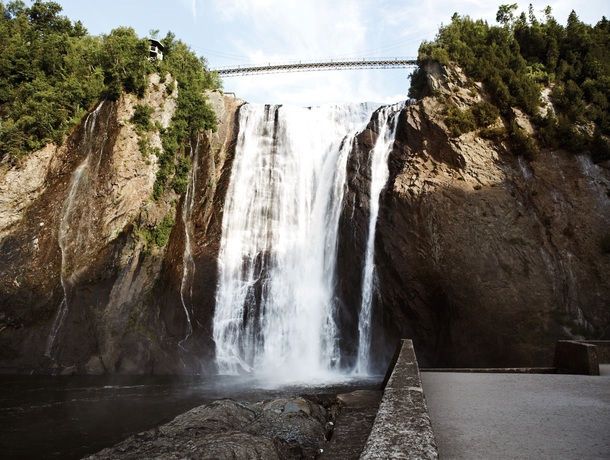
(54, 0, 608, 106)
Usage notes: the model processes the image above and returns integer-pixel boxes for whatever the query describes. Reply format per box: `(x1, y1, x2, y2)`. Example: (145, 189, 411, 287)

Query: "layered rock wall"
(0, 76, 243, 374)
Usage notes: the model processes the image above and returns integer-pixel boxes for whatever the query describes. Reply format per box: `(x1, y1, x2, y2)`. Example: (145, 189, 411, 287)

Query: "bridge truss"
(211, 57, 417, 77)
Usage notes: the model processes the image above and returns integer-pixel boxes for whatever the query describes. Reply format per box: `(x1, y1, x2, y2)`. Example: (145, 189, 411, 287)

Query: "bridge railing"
(210, 57, 418, 76)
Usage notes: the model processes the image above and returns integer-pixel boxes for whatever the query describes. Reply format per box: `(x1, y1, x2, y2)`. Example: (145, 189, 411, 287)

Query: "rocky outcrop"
(368, 64, 610, 368)
(0, 75, 243, 374)
(88, 397, 331, 459)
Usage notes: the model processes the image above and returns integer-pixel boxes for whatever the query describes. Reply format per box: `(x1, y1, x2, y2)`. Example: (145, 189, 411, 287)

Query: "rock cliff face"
(1, 64, 608, 375)
(363, 65, 610, 369)
(0, 75, 243, 374)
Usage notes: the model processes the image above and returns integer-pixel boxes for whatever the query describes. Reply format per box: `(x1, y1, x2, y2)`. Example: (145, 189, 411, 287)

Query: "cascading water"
(213, 102, 378, 379)
(45, 101, 108, 359)
(178, 138, 199, 349)
(355, 102, 404, 374)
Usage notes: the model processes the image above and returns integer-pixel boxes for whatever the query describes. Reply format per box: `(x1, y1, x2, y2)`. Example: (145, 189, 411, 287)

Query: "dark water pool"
(0, 374, 380, 459)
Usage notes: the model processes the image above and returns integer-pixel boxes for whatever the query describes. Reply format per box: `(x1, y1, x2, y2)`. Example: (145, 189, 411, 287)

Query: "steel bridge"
(211, 57, 417, 77)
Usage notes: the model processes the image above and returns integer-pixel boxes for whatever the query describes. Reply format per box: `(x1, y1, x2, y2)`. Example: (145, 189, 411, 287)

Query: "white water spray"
(213, 103, 377, 379)
(355, 102, 404, 374)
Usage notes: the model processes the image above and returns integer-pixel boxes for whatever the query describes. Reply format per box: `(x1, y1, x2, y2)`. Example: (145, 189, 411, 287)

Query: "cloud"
(206, 0, 608, 105)
(210, 0, 390, 105)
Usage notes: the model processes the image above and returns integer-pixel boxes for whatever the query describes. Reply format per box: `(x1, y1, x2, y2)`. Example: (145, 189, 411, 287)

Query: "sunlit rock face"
(0, 79, 243, 375)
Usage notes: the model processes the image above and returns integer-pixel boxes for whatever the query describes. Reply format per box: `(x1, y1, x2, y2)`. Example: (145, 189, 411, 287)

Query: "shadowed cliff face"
(367, 66, 610, 369)
(0, 76, 243, 374)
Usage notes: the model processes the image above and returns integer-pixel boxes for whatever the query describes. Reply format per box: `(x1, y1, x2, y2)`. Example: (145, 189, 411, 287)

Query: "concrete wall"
(580, 341, 610, 363)
(554, 340, 599, 375)
(360, 339, 438, 459)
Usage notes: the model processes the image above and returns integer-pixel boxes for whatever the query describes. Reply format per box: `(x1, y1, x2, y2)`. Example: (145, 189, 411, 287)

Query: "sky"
(52, 0, 609, 106)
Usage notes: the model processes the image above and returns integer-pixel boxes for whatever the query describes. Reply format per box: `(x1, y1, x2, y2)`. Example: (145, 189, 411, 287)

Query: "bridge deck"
(211, 58, 417, 76)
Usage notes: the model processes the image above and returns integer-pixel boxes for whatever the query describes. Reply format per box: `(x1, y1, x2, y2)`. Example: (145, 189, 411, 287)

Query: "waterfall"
(45, 101, 108, 359)
(213, 102, 377, 379)
(178, 138, 199, 349)
(355, 102, 404, 374)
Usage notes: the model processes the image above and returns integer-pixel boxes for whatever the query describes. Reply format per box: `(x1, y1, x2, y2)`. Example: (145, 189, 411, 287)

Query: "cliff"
(365, 64, 610, 368)
(0, 76, 243, 374)
(1, 63, 608, 375)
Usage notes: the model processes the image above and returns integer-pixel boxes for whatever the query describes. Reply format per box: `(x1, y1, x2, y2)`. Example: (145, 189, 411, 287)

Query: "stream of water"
(355, 102, 404, 374)
(45, 101, 108, 360)
(213, 102, 404, 379)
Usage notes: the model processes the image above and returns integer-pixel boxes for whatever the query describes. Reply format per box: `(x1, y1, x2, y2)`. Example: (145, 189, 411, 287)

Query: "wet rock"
(87, 397, 330, 460)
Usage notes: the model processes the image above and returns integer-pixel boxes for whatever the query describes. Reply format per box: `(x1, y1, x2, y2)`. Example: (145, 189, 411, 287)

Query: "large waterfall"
(213, 101, 403, 380)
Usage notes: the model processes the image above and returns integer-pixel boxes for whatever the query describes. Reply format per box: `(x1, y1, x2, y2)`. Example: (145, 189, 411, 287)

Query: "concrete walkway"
(421, 370, 610, 459)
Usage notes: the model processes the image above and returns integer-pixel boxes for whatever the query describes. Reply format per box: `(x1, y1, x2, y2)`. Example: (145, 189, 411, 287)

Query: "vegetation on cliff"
(0, 0, 220, 169)
(414, 5, 610, 162)
(152, 31, 219, 199)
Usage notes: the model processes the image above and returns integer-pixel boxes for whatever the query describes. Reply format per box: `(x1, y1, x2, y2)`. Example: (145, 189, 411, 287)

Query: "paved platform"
(421, 370, 610, 459)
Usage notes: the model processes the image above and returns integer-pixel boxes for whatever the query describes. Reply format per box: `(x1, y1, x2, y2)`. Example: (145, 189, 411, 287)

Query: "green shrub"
(0, 1, 220, 168)
(471, 101, 500, 127)
(414, 6, 609, 160)
(509, 121, 539, 159)
(150, 33, 219, 200)
(480, 126, 507, 141)
(138, 213, 175, 248)
(0, 2, 152, 161)
(131, 104, 153, 132)
(445, 105, 476, 137)
(172, 156, 191, 194)
(408, 67, 428, 99)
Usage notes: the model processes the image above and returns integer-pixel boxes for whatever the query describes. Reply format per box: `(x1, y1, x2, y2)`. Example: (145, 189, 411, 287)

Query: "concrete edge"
(420, 367, 557, 374)
(554, 340, 599, 375)
(579, 340, 610, 364)
(360, 339, 439, 459)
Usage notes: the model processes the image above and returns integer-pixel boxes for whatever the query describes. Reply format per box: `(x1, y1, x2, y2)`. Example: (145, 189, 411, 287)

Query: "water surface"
(0, 374, 380, 459)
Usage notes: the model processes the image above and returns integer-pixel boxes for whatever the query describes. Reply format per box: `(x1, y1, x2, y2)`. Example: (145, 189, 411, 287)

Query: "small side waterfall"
(355, 103, 404, 374)
(45, 101, 108, 359)
(213, 103, 377, 379)
(178, 138, 200, 349)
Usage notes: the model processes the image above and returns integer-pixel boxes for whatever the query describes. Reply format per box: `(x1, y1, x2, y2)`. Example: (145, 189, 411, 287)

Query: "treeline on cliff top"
(411, 4, 610, 162)
(0, 0, 220, 163)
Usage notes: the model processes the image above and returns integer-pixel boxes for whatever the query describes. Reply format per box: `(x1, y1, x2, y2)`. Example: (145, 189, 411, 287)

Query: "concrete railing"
(360, 339, 438, 459)
(554, 340, 599, 375)
(579, 340, 610, 363)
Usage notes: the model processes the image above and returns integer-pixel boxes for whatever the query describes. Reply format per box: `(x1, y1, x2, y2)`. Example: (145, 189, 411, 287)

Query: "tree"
(411, 6, 610, 160)
(496, 4, 518, 26)
(0, 1, 220, 163)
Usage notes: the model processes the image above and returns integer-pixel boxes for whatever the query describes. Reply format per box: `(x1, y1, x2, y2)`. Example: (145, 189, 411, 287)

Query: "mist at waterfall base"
(213, 100, 404, 383)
